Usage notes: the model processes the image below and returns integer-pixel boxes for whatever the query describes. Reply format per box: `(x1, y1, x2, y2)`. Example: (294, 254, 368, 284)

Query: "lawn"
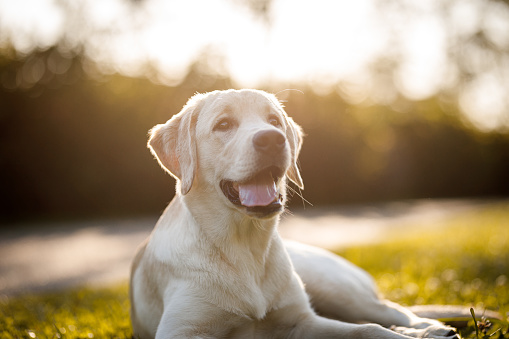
(1, 201, 508, 338)
(338, 201, 509, 338)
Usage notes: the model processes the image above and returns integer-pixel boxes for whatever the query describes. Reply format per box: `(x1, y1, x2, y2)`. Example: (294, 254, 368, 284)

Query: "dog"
(130, 89, 459, 338)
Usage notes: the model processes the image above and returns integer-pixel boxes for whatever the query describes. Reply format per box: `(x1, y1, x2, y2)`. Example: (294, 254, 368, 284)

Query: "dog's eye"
(214, 118, 234, 132)
(268, 115, 282, 127)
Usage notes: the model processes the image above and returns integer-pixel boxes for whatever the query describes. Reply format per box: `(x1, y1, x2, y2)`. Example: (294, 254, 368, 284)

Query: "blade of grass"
(471, 308, 480, 339)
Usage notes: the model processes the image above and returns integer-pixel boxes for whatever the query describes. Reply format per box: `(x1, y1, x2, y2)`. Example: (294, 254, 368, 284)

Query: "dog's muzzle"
(220, 129, 288, 217)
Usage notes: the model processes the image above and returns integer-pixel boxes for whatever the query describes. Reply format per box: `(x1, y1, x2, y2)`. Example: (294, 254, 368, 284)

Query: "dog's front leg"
(155, 299, 246, 339)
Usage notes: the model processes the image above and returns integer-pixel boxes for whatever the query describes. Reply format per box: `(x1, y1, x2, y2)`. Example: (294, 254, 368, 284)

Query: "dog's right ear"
(284, 115, 304, 190)
(148, 101, 198, 195)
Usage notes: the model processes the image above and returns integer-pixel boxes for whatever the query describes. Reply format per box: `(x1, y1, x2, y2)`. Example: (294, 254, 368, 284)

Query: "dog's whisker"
(275, 89, 305, 103)
(281, 208, 294, 218)
(286, 184, 313, 208)
(279, 208, 295, 223)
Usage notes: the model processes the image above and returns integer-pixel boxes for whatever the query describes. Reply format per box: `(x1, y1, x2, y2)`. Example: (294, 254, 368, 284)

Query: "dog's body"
(130, 89, 459, 338)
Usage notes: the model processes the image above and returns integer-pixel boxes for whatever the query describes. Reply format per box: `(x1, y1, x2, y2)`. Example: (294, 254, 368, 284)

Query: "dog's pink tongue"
(238, 172, 277, 207)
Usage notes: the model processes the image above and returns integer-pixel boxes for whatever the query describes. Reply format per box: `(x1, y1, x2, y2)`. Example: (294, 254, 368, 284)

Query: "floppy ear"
(284, 115, 304, 189)
(148, 103, 198, 195)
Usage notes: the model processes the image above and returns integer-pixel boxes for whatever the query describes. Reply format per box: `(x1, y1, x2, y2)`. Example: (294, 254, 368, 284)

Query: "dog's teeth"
(232, 182, 239, 192)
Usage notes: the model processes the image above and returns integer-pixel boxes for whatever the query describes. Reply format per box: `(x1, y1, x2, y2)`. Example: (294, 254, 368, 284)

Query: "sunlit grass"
(0, 285, 131, 339)
(339, 201, 509, 338)
(1, 202, 508, 338)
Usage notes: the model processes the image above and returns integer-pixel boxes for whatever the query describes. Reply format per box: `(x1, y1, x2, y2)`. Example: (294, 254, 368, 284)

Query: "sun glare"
(460, 74, 508, 131)
(0, 0, 508, 130)
(0, 0, 63, 53)
(228, 0, 385, 87)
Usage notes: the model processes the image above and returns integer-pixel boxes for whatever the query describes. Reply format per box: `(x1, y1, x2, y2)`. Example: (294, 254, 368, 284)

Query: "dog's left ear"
(148, 98, 200, 195)
(284, 115, 304, 189)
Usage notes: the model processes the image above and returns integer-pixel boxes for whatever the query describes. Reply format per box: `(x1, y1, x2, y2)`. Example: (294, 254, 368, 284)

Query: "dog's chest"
(149, 214, 294, 320)
(214, 263, 289, 319)
(200, 247, 293, 320)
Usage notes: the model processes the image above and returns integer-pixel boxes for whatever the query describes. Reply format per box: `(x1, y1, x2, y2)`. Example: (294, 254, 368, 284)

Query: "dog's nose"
(253, 130, 286, 155)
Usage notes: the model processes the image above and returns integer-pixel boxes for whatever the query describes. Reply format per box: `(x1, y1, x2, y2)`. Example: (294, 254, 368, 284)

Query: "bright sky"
(0, 0, 508, 131)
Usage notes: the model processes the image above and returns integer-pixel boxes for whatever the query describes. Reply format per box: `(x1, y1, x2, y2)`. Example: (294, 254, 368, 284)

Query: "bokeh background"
(1, 0, 509, 224)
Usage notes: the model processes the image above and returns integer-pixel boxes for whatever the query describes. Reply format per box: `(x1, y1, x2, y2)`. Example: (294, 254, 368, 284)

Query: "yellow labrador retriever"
(130, 89, 459, 338)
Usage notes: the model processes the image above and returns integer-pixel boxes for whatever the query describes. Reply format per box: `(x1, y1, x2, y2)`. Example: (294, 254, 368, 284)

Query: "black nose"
(253, 130, 286, 155)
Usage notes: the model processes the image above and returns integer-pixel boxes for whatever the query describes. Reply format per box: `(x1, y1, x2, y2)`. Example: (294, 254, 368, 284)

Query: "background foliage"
(1, 48, 509, 222)
(1, 0, 509, 223)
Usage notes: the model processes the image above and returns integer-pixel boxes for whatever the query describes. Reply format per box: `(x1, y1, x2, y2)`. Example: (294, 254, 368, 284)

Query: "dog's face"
(148, 89, 304, 219)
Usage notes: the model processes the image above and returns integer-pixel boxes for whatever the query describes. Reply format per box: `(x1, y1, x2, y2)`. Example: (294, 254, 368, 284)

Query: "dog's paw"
(391, 324, 459, 339)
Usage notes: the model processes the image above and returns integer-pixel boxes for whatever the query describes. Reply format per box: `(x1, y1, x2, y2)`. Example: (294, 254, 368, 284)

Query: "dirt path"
(0, 199, 492, 296)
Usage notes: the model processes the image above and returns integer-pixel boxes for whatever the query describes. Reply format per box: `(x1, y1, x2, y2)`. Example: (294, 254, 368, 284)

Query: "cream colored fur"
(130, 89, 459, 338)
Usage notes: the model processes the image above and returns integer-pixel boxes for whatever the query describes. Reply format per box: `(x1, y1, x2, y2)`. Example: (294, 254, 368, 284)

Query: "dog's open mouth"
(220, 166, 284, 215)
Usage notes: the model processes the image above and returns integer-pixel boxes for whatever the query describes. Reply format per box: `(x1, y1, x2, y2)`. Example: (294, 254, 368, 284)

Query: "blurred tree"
(369, 0, 509, 131)
(1, 0, 508, 130)
(1, 0, 509, 223)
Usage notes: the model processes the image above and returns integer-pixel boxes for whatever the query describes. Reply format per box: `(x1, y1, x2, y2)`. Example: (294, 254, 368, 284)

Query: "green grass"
(0, 285, 131, 339)
(339, 201, 509, 338)
(1, 202, 508, 338)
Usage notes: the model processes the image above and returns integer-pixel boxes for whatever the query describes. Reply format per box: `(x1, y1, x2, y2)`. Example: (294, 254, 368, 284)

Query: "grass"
(0, 285, 131, 339)
(338, 201, 509, 338)
(1, 201, 508, 338)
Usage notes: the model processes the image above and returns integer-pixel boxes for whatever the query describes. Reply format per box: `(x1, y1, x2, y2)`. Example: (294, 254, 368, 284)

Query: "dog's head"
(148, 89, 303, 218)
